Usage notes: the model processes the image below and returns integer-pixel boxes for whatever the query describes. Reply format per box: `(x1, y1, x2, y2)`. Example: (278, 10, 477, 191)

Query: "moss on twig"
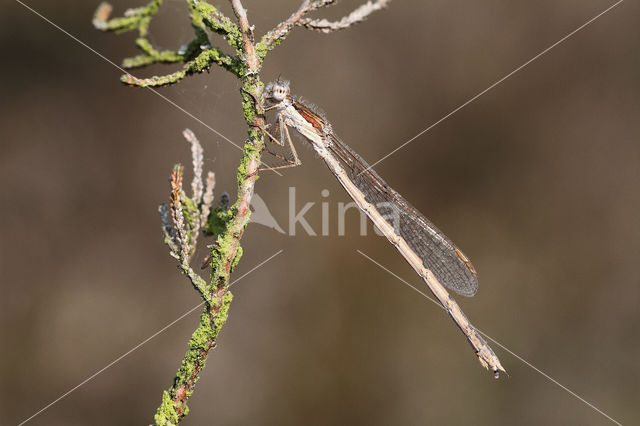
(93, 0, 162, 35)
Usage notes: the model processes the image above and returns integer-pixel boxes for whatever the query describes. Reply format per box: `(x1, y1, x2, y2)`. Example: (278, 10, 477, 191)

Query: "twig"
(154, 288, 230, 425)
(121, 47, 240, 87)
(92, 0, 162, 36)
(298, 0, 391, 33)
(162, 131, 215, 304)
(257, 0, 313, 54)
(93, 0, 242, 86)
(196, 0, 242, 45)
(229, 0, 258, 71)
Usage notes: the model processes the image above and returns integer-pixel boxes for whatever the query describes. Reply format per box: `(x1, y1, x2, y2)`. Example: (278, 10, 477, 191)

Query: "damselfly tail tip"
(494, 367, 509, 379)
(477, 348, 505, 379)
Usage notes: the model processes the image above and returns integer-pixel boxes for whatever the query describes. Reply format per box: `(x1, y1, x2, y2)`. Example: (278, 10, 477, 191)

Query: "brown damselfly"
(261, 79, 504, 377)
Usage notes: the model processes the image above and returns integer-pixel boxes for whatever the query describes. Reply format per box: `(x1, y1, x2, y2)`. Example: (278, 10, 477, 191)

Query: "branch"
(161, 159, 212, 301)
(153, 86, 264, 426)
(229, 0, 250, 30)
(95, 1, 242, 85)
(297, 0, 391, 33)
(154, 131, 234, 425)
(256, 0, 387, 56)
(152, 1, 266, 416)
(121, 47, 241, 87)
(122, 38, 185, 69)
(154, 287, 231, 425)
(229, 0, 258, 71)
(93, 0, 392, 422)
(119, 5, 213, 70)
(92, 0, 162, 36)
(257, 0, 313, 54)
(193, 1, 242, 51)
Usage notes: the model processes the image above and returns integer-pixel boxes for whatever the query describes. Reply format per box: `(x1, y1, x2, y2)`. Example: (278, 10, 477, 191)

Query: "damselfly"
(261, 79, 505, 377)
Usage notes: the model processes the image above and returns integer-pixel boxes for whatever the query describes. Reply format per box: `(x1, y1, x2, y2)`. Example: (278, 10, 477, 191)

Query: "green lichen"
(254, 40, 270, 61)
(236, 140, 261, 191)
(207, 228, 236, 289)
(230, 245, 242, 272)
(213, 292, 233, 331)
(121, 70, 186, 87)
(121, 44, 184, 69)
(120, 47, 242, 87)
(93, 0, 163, 36)
(129, 38, 184, 62)
(255, 36, 286, 61)
(256, 29, 290, 61)
(181, 196, 198, 228)
(153, 390, 179, 426)
(196, 2, 242, 51)
(169, 292, 233, 403)
(122, 53, 170, 69)
(204, 205, 233, 236)
(240, 93, 258, 125)
(135, 37, 155, 55)
(191, 48, 241, 76)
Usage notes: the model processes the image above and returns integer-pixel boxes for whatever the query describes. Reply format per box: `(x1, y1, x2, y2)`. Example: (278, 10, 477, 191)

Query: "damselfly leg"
(259, 114, 302, 172)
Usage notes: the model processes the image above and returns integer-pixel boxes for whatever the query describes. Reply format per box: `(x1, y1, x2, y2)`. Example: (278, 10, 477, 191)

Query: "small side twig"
(258, 0, 314, 53)
(94, 0, 242, 86)
(160, 130, 216, 303)
(298, 0, 391, 33)
(154, 130, 229, 425)
(256, 0, 388, 56)
(120, 47, 240, 87)
(92, 0, 162, 35)
(197, 0, 242, 47)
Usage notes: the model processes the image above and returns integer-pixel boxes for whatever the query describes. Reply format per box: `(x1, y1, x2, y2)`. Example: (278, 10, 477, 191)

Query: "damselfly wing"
(292, 102, 479, 297)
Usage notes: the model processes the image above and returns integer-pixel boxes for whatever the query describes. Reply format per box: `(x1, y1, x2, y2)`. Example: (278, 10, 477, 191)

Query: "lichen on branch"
(93, 1, 391, 424)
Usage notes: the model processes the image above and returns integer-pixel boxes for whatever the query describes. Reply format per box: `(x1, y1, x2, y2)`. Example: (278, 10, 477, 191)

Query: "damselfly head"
(265, 79, 290, 104)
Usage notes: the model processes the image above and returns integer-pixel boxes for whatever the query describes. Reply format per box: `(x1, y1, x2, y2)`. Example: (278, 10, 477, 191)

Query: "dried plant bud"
(169, 165, 190, 262)
(183, 129, 204, 204)
(201, 171, 216, 227)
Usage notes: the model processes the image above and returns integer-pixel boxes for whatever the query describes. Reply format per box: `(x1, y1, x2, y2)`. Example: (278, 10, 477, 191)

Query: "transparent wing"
(327, 133, 479, 297)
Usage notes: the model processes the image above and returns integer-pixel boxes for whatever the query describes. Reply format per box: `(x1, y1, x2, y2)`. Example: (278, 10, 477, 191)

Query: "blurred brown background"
(1, 0, 639, 424)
